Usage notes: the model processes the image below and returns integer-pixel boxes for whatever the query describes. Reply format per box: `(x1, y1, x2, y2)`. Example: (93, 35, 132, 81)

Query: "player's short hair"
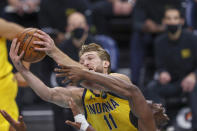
(79, 43, 111, 73)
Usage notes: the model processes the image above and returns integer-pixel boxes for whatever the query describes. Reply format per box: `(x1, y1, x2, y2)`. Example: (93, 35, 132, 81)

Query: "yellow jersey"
(0, 37, 18, 131)
(0, 38, 13, 78)
(82, 89, 138, 131)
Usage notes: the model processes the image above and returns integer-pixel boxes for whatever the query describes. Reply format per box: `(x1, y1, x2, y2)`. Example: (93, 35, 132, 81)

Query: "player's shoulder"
(109, 73, 131, 83)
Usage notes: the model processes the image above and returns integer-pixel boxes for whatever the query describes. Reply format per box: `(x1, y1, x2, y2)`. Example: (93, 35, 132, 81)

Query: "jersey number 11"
(104, 113, 117, 130)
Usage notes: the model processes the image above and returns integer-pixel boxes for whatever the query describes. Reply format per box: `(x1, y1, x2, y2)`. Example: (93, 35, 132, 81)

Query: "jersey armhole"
(129, 111, 138, 129)
(82, 88, 88, 119)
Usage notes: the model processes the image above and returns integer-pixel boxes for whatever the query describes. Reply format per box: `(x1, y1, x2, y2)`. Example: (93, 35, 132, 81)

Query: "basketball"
(16, 28, 46, 63)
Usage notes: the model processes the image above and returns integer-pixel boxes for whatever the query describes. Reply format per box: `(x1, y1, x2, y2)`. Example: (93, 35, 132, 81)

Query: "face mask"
(71, 28, 85, 39)
(166, 24, 181, 34)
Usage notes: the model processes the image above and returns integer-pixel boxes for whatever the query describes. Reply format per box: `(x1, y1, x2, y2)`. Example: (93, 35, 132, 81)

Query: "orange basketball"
(17, 28, 46, 63)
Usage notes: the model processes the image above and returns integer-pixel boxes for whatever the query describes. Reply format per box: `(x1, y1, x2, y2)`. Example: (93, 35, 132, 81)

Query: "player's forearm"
(0, 18, 24, 40)
(129, 87, 156, 131)
(48, 46, 82, 67)
(82, 71, 132, 98)
(19, 69, 52, 102)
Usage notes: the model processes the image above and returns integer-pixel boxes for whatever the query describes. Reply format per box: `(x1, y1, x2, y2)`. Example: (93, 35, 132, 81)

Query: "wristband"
(74, 114, 89, 131)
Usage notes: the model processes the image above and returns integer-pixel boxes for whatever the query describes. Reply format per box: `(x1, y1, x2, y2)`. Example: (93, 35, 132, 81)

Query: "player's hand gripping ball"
(16, 28, 46, 63)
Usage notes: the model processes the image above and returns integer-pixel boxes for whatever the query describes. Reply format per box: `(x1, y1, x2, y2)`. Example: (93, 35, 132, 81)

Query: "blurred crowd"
(1, 0, 197, 131)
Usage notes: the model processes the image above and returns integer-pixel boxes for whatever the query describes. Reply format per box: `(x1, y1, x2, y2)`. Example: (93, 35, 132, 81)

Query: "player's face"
(163, 9, 183, 25)
(79, 51, 104, 73)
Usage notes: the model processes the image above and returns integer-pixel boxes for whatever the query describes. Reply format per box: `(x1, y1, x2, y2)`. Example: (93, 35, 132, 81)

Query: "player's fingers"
(36, 30, 49, 37)
(58, 64, 72, 69)
(10, 38, 17, 53)
(0, 110, 5, 117)
(18, 51, 24, 60)
(33, 41, 47, 46)
(18, 116, 24, 123)
(15, 42, 20, 55)
(54, 68, 70, 73)
(34, 33, 50, 42)
(65, 121, 80, 129)
(34, 47, 49, 51)
(62, 77, 70, 83)
(0, 110, 16, 125)
(56, 73, 67, 77)
(69, 98, 80, 116)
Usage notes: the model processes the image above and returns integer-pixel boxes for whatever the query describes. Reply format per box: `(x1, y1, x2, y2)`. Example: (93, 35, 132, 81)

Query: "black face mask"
(71, 28, 85, 39)
(166, 24, 181, 34)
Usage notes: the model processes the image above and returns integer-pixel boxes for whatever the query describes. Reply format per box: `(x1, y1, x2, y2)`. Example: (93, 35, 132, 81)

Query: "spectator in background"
(1, 0, 40, 27)
(130, 0, 182, 85)
(90, 0, 136, 34)
(147, 7, 197, 131)
(0, 0, 7, 16)
(186, 0, 197, 33)
(38, 0, 90, 33)
(58, 12, 96, 61)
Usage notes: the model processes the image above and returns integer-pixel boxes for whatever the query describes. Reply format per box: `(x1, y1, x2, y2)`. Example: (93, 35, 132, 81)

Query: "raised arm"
(0, 18, 24, 40)
(33, 30, 83, 67)
(9, 38, 83, 108)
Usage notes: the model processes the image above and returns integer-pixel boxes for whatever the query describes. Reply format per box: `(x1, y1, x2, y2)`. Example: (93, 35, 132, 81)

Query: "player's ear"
(103, 61, 110, 68)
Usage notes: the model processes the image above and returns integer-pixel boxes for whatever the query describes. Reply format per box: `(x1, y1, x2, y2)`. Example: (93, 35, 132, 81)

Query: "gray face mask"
(166, 24, 182, 34)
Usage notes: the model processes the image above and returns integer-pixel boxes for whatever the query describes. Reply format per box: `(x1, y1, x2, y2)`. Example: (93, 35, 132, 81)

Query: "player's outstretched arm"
(55, 65, 141, 98)
(0, 110, 27, 131)
(9, 38, 83, 108)
(0, 18, 24, 40)
(33, 30, 83, 68)
(66, 98, 96, 131)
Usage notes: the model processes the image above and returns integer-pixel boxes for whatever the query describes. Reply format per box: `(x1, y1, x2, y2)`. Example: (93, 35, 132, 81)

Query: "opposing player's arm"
(0, 18, 24, 40)
(55, 65, 134, 97)
(81, 72, 133, 98)
(83, 72, 156, 130)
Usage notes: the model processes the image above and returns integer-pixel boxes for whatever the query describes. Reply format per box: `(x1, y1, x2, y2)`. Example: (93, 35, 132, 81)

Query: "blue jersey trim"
(82, 88, 88, 119)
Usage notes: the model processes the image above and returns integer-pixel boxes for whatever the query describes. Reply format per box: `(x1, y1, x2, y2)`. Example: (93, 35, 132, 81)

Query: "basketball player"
(55, 64, 169, 129)
(10, 30, 156, 130)
(0, 18, 29, 131)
